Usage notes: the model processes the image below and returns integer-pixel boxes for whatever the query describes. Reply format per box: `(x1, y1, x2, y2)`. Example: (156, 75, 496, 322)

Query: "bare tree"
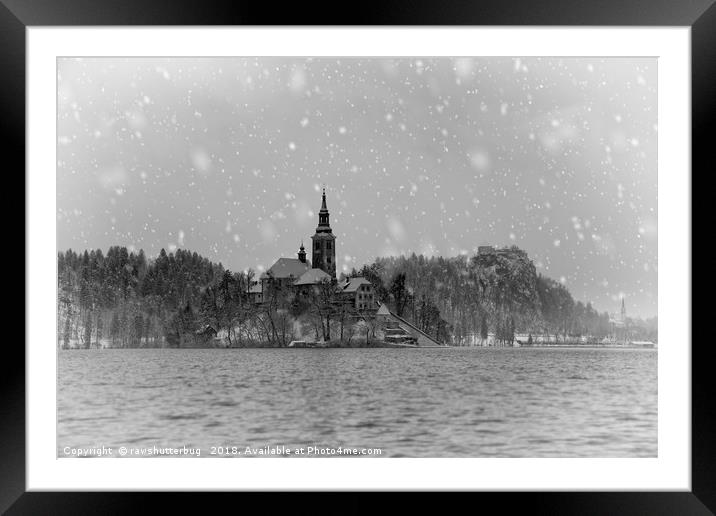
(307, 278, 337, 342)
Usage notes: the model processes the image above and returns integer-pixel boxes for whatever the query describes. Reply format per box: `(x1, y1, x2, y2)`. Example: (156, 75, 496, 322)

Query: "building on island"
(252, 188, 375, 311)
(259, 255, 311, 293)
(339, 277, 375, 310)
(293, 267, 332, 297)
(248, 280, 263, 304)
(245, 189, 446, 346)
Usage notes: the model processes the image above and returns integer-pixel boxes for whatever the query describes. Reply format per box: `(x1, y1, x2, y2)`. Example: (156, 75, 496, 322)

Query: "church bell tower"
(311, 187, 336, 278)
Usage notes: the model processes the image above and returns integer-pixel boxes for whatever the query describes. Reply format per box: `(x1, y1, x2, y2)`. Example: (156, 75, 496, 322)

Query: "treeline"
(58, 245, 657, 349)
(58, 247, 224, 348)
(58, 246, 373, 349)
(346, 248, 657, 344)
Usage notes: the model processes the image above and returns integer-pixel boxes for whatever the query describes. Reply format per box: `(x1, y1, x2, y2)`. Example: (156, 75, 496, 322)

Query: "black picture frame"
(4, 0, 711, 513)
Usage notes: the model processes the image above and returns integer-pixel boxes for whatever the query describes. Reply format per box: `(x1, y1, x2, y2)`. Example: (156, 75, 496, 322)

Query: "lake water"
(58, 348, 657, 457)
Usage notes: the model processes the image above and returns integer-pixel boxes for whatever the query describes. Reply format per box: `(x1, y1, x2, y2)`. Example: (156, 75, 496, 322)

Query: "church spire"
(317, 186, 331, 229)
(320, 186, 327, 212)
(311, 187, 336, 278)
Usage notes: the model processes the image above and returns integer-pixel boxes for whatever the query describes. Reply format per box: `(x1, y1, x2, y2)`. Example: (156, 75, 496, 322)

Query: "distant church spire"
(298, 241, 306, 263)
(620, 297, 626, 320)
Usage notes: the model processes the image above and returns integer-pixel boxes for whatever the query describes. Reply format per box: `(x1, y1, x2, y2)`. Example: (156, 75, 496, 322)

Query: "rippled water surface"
(58, 348, 657, 457)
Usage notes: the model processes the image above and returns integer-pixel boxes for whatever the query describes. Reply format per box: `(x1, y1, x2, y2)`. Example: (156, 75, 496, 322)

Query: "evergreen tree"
(110, 312, 120, 347)
(144, 316, 152, 346)
(95, 316, 103, 348)
(134, 313, 145, 347)
(83, 312, 92, 349)
(389, 272, 409, 317)
(508, 315, 515, 346)
(63, 315, 71, 349)
(120, 310, 129, 347)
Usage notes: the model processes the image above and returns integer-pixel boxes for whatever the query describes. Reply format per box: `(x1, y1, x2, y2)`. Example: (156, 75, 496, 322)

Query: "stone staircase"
(383, 321, 418, 346)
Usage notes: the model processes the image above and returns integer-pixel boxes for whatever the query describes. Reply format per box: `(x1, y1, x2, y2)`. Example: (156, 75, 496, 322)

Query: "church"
(249, 188, 375, 311)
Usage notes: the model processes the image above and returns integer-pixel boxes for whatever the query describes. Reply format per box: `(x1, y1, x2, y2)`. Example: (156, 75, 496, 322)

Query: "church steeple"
(311, 187, 336, 278)
(297, 241, 306, 263)
(318, 186, 330, 228)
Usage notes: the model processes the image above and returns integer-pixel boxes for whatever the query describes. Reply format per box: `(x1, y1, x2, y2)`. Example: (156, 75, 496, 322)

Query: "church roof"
(294, 268, 332, 286)
(260, 258, 311, 280)
(341, 277, 372, 293)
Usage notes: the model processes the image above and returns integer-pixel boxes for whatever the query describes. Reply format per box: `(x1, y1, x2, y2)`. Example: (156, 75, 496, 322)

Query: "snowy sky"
(57, 57, 657, 317)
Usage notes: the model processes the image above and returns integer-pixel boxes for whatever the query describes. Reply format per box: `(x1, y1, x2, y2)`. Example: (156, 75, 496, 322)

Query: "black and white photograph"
(56, 56, 658, 459)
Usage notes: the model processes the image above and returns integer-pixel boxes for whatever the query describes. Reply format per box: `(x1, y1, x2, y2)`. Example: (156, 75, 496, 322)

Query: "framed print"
(5, 0, 713, 513)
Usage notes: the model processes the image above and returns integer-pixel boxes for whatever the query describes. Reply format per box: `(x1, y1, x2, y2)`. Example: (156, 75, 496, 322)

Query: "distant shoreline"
(518, 339, 657, 349)
(59, 343, 657, 351)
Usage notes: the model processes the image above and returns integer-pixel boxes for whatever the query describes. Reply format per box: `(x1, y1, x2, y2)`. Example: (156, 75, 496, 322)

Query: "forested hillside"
(348, 247, 657, 344)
